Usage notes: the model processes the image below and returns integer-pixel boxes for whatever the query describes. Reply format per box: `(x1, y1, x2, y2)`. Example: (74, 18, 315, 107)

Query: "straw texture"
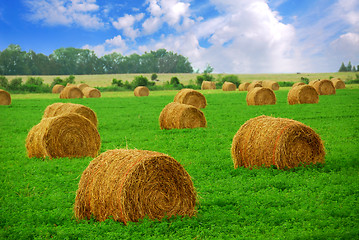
(82, 87, 101, 98)
(308, 80, 319, 86)
(331, 78, 345, 89)
(231, 115, 325, 169)
(288, 85, 319, 105)
(238, 82, 250, 91)
(77, 83, 89, 91)
(60, 86, 84, 99)
(222, 82, 236, 91)
(201, 81, 216, 90)
(52, 84, 65, 94)
(174, 89, 207, 109)
(134, 86, 150, 96)
(292, 82, 305, 88)
(246, 87, 276, 105)
(262, 81, 280, 90)
(247, 82, 262, 92)
(74, 149, 197, 224)
(0, 89, 11, 105)
(313, 80, 336, 95)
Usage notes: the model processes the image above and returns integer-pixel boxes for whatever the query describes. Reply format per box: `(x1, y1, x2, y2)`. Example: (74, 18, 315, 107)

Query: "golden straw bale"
(25, 113, 101, 159)
(74, 149, 197, 224)
(201, 81, 216, 90)
(247, 82, 262, 92)
(308, 80, 319, 86)
(0, 89, 11, 105)
(246, 87, 276, 105)
(82, 87, 101, 98)
(52, 84, 65, 94)
(287, 85, 319, 105)
(331, 78, 345, 89)
(231, 115, 325, 169)
(238, 82, 250, 91)
(262, 81, 280, 90)
(222, 82, 236, 91)
(77, 83, 89, 91)
(313, 79, 336, 95)
(134, 86, 150, 96)
(60, 86, 84, 99)
(159, 102, 207, 129)
(292, 82, 305, 88)
(174, 89, 207, 109)
(43, 102, 98, 126)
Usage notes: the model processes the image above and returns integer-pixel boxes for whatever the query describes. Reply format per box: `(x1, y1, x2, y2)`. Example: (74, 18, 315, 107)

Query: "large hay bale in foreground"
(52, 84, 65, 94)
(0, 89, 11, 105)
(247, 82, 262, 92)
(60, 86, 84, 99)
(43, 102, 98, 126)
(238, 82, 250, 91)
(262, 81, 279, 90)
(77, 83, 89, 91)
(159, 102, 206, 129)
(246, 87, 276, 105)
(313, 79, 336, 95)
(74, 149, 197, 224)
(201, 81, 216, 90)
(26, 113, 101, 159)
(287, 85, 319, 105)
(174, 89, 207, 109)
(134, 86, 149, 96)
(331, 78, 345, 89)
(82, 87, 101, 98)
(231, 115, 325, 169)
(222, 82, 236, 91)
(292, 82, 305, 88)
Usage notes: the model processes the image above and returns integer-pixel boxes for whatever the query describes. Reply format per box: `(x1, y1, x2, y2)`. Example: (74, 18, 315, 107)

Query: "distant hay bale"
(313, 79, 336, 95)
(201, 81, 216, 90)
(222, 82, 236, 91)
(77, 83, 89, 91)
(25, 113, 101, 159)
(82, 87, 101, 98)
(238, 82, 250, 91)
(331, 78, 345, 89)
(174, 89, 207, 109)
(231, 115, 325, 169)
(159, 102, 206, 129)
(43, 102, 98, 126)
(52, 84, 65, 94)
(134, 86, 149, 96)
(60, 86, 84, 99)
(247, 82, 262, 92)
(262, 81, 280, 90)
(287, 85, 319, 105)
(246, 87, 276, 105)
(308, 80, 319, 86)
(74, 149, 197, 224)
(0, 89, 11, 105)
(292, 82, 306, 88)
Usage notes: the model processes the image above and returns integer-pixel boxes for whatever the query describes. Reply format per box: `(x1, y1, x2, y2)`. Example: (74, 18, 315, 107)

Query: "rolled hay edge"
(0, 89, 11, 105)
(287, 85, 319, 105)
(60, 86, 84, 99)
(82, 87, 101, 98)
(222, 82, 236, 91)
(246, 87, 276, 105)
(174, 89, 207, 109)
(134, 86, 150, 96)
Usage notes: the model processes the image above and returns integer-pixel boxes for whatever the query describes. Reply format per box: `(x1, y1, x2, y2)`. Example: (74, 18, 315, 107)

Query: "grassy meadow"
(1, 86, 359, 239)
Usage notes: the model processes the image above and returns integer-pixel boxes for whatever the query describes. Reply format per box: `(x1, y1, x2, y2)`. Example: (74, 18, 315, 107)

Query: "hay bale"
(331, 78, 345, 89)
(82, 87, 101, 98)
(134, 86, 149, 97)
(201, 81, 216, 90)
(292, 82, 305, 88)
(0, 89, 11, 105)
(231, 115, 325, 169)
(238, 82, 250, 91)
(60, 86, 84, 99)
(74, 149, 197, 224)
(262, 81, 279, 90)
(52, 84, 65, 94)
(247, 82, 262, 92)
(159, 102, 206, 129)
(174, 89, 207, 109)
(308, 80, 319, 86)
(313, 79, 336, 95)
(43, 102, 98, 126)
(246, 87, 276, 105)
(287, 85, 319, 105)
(25, 113, 101, 159)
(222, 82, 236, 91)
(77, 83, 89, 91)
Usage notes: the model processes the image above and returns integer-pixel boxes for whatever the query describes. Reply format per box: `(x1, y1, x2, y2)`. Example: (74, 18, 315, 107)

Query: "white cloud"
(142, 17, 162, 35)
(83, 35, 128, 56)
(112, 13, 144, 39)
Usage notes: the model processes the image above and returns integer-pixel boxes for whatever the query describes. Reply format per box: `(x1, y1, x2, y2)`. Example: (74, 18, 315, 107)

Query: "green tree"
(0, 76, 8, 88)
(151, 73, 158, 81)
(132, 75, 154, 88)
(170, 76, 180, 85)
(220, 74, 241, 87)
(203, 64, 214, 74)
(338, 62, 347, 72)
(347, 61, 352, 72)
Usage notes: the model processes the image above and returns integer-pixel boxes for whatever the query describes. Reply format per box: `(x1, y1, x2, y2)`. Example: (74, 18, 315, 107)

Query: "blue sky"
(0, 0, 358, 73)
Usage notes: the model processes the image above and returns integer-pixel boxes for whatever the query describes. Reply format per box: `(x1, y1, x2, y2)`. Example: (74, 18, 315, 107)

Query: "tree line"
(338, 61, 359, 72)
(0, 44, 193, 75)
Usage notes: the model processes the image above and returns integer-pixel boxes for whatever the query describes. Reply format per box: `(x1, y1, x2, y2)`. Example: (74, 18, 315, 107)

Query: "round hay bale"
(313, 79, 336, 95)
(292, 82, 305, 88)
(231, 115, 325, 169)
(25, 113, 101, 159)
(331, 78, 345, 89)
(238, 82, 250, 91)
(174, 89, 207, 109)
(308, 80, 319, 86)
(201, 81, 216, 90)
(0, 89, 11, 105)
(60, 86, 84, 99)
(77, 83, 89, 91)
(43, 102, 98, 127)
(74, 149, 197, 224)
(247, 82, 262, 92)
(134, 86, 149, 97)
(246, 87, 276, 105)
(159, 102, 206, 129)
(82, 87, 101, 98)
(222, 82, 236, 91)
(287, 85, 319, 105)
(262, 81, 279, 90)
(52, 84, 65, 94)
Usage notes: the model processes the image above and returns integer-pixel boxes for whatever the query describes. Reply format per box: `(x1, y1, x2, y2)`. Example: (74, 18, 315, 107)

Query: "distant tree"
(347, 61, 352, 72)
(353, 66, 357, 72)
(132, 75, 154, 87)
(203, 64, 214, 74)
(220, 74, 241, 87)
(170, 76, 180, 85)
(0, 76, 8, 88)
(338, 62, 347, 72)
(112, 78, 124, 87)
(151, 73, 158, 81)
(8, 77, 23, 90)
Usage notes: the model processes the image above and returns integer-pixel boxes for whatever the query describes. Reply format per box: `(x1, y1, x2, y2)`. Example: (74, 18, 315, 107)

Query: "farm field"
(1, 87, 359, 239)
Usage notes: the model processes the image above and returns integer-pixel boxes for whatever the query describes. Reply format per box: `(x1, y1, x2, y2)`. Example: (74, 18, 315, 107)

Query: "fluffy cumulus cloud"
(112, 13, 144, 39)
(83, 35, 128, 56)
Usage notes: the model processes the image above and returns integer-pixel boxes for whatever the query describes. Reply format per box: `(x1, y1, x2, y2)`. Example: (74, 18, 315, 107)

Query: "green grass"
(1, 88, 359, 239)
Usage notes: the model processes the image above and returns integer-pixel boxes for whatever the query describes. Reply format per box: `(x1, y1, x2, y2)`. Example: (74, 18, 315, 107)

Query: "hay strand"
(174, 89, 207, 109)
(134, 86, 150, 97)
(222, 82, 236, 91)
(82, 87, 101, 98)
(60, 86, 84, 99)
(246, 87, 276, 105)
(201, 81, 216, 90)
(331, 78, 345, 89)
(262, 81, 280, 90)
(238, 82, 250, 91)
(313, 79, 336, 95)
(0, 89, 11, 105)
(52, 84, 65, 94)
(287, 85, 319, 105)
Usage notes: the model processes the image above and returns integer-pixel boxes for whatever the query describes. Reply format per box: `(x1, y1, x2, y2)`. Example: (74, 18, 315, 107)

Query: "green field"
(1, 88, 359, 239)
